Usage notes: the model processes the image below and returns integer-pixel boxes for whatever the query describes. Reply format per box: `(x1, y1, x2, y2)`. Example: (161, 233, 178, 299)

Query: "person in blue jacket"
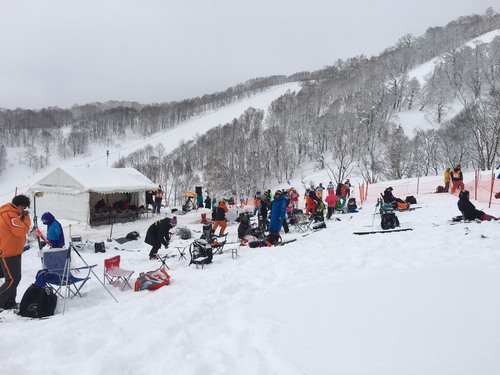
(269, 190, 288, 234)
(41, 212, 65, 248)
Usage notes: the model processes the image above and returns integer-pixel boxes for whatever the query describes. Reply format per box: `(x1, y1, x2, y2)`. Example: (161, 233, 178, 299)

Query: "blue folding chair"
(42, 247, 97, 300)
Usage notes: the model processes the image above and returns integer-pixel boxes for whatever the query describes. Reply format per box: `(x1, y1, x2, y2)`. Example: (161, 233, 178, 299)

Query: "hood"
(0, 203, 21, 217)
(41, 212, 55, 225)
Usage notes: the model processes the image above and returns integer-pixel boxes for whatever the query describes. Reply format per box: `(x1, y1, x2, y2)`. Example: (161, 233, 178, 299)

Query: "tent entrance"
(89, 192, 149, 226)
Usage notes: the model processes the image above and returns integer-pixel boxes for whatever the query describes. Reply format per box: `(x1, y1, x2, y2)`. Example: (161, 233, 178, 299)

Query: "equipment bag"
(134, 268, 171, 291)
(405, 195, 417, 204)
(381, 212, 399, 230)
(125, 231, 140, 240)
(94, 242, 106, 253)
(19, 284, 57, 318)
(190, 240, 213, 264)
(436, 186, 445, 193)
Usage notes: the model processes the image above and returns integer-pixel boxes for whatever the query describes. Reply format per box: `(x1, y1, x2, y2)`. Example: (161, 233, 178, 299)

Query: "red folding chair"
(103, 255, 135, 291)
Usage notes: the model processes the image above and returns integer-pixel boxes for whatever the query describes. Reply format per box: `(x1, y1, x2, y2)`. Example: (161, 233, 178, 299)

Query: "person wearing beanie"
(0, 194, 31, 311)
(41, 212, 65, 248)
(457, 190, 498, 221)
(145, 216, 177, 260)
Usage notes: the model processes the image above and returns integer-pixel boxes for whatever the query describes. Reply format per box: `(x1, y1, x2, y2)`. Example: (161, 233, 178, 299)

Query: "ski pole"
(370, 201, 378, 230)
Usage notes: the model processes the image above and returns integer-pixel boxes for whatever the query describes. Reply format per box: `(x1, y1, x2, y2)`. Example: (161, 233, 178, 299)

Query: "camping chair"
(103, 255, 134, 291)
(294, 211, 312, 233)
(42, 247, 97, 299)
(189, 239, 213, 269)
(200, 223, 227, 254)
(211, 233, 228, 255)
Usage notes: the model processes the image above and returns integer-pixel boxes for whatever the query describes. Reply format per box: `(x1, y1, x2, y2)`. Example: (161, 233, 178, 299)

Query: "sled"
(353, 228, 413, 235)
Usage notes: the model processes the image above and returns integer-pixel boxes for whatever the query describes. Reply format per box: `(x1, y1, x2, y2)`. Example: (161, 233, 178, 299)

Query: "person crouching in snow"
(145, 216, 177, 260)
(41, 212, 65, 248)
(457, 190, 498, 221)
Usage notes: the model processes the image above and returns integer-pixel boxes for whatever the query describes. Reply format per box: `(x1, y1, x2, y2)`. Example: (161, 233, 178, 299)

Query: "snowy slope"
(0, 82, 301, 205)
(394, 29, 500, 135)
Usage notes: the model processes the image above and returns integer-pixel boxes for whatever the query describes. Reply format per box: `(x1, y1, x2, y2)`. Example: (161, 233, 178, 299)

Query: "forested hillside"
(1, 8, 500, 201)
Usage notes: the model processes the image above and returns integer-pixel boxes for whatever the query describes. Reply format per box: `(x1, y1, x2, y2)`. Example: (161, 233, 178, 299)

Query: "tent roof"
(30, 166, 157, 195)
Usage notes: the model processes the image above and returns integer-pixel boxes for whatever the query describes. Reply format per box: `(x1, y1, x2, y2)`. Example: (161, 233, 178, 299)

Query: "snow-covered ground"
(1, 178, 500, 374)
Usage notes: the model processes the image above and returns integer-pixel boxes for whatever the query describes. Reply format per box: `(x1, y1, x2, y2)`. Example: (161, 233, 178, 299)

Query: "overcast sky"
(0, 0, 496, 110)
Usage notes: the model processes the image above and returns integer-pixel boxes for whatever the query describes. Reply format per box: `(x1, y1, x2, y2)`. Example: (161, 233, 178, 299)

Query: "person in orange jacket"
(450, 165, 464, 194)
(212, 200, 229, 235)
(0, 195, 31, 311)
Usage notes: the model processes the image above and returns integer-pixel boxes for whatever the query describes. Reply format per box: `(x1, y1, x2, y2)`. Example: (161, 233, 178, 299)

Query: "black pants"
(154, 199, 162, 213)
(148, 245, 161, 258)
(282, 219, 289, 234)
(326, 207, 334, 219)
(0, 255, 22, 309)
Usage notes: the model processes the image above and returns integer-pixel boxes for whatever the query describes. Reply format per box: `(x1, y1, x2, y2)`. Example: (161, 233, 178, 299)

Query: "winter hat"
(12, 194, 30, 208)
(170, 216, 177, 226)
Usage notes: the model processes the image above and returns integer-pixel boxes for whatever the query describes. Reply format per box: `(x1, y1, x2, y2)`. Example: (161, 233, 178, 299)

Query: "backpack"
(405, 196, 417, 205)
(177, 227, 192, 240)
(126, 231, 140, 240)
(436, 186, 445, 193)
(190, 240, 213, 265)
(134, 268, 171, 291)
(381, 212, 399, 230)
(94, 242, 106, 253)
(19, 284, 57, 318)
(347, 198, 357, 210)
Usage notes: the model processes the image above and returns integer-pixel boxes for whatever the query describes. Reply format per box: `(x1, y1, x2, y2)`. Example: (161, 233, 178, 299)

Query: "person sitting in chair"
(94, 199, 107, 213)
(382, 187, 408, 209)
(457, 190, 498, 221)
(41, 212, 65, 248)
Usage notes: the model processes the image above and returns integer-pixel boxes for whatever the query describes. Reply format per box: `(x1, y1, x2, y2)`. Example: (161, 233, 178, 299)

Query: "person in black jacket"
(457, 190, 498, 221)
(145, 216, 177, 259)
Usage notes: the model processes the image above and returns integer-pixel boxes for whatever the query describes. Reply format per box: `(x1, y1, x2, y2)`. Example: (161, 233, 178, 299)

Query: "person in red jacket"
(0, 195, 31, 311)
(289, 188, 300, 209)
(324, 189, 340, 219)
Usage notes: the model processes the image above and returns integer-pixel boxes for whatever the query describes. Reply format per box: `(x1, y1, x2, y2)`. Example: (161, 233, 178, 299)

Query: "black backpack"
(405, 196, 417, 205)
(94, 242, 106, 253)
(126, 231, 140, 240)
(381, 212, 400, 230)
(19, 284, 57, 319)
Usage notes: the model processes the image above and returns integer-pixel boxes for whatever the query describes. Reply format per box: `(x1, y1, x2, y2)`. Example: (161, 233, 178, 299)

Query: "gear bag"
(19, 283, 57, 318)
(134, 268, 171, 291)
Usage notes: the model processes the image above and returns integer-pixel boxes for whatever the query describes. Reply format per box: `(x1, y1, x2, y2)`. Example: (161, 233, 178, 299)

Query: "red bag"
(396, 202, 409, 210)
(134, 268, 171, 291)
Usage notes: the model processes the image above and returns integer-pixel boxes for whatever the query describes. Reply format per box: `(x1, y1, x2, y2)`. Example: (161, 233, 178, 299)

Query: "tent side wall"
(34, 192, 90, 224)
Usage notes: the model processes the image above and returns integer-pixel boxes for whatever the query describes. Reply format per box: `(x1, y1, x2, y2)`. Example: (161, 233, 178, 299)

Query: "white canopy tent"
(29, 166, 158, 225)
